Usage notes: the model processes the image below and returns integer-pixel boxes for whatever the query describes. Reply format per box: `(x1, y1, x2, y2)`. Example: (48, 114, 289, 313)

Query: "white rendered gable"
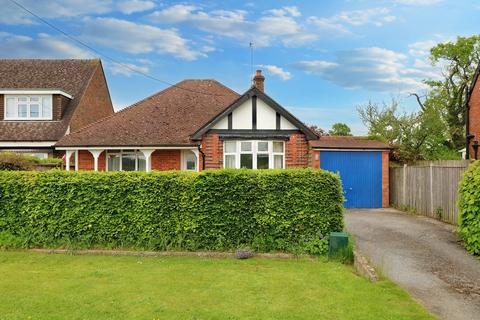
(212, 96, 299, 130)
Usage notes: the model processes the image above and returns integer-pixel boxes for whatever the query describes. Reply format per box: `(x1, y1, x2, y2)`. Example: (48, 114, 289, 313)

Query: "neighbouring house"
(467, 64, 480, 159)
(55, 69, 390, 208)
(0, 59, 114, 159)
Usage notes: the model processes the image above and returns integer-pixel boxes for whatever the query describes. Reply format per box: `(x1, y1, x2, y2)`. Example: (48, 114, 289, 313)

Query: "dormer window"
(4, 95, 52, 120)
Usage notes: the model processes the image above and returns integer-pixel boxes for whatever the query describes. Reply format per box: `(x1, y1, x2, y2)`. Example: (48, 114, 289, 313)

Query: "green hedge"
(458, 161, 480, 255)
(0, 169, 344, 254)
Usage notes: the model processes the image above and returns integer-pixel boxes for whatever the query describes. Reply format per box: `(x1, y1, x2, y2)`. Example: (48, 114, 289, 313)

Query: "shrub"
(458, 161, 480, 255)
(0, 169, 344, 254)
(0, 152, 62, 171)
(0, 152, 33, 170)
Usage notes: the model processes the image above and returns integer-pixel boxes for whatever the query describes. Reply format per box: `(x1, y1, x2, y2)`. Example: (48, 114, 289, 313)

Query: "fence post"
(403, 163, 407, 205)
(430, 162, 434, 215)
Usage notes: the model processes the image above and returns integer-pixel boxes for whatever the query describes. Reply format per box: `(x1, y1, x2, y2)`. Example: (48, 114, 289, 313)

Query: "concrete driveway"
(345, 208, 480, 320)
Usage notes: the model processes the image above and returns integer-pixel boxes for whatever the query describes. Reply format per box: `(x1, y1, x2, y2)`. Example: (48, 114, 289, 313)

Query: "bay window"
(223, 140, 285, 169)
(4, 95, 52, 120)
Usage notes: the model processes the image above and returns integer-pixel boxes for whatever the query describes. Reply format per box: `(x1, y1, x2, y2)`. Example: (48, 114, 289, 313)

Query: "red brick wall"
(199, 132, 310, 169)
(285, 133, 309, 168)
(469, 78, 480, 158)
(382, 151, 389, 208)
(70, 62, 114, 132)
(75, 150, 181, 171)
(151, 150, 181, 171)
(201, 133, 223, 169)
(311, 149, 320, 169)
(78, 150, 106, 171)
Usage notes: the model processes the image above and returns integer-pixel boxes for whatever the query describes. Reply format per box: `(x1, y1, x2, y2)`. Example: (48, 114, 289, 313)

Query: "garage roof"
(310, 136, 390, 150)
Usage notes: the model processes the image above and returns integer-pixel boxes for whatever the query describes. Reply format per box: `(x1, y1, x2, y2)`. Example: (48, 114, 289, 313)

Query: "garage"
(310, 136, 390, 208)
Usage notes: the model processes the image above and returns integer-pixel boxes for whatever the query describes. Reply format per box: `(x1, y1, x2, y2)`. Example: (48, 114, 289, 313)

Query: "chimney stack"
(253, 70, 265, 92)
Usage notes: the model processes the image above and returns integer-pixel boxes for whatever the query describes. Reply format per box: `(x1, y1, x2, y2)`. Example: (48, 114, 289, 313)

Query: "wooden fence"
(389, 160, 471, 225)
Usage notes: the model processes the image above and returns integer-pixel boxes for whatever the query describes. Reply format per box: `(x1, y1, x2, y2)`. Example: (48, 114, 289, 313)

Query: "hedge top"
(0, 168, 344, 254)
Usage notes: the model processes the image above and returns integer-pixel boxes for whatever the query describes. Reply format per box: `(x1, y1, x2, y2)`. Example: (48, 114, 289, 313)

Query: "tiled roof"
(0, 59, 100, 141)
(56, 80, 240, 147)
(310, 136, 391, 149)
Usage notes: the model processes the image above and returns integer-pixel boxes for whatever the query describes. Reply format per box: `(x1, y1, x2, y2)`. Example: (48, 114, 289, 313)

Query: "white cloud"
(308, 7, 396, 35)
(267, 6, 301, 17)
(292, 47, 432, 92)
(393, 0, 443, 6)
(1, 0, 155, 24)
(0, 0, 113, 24)
(258, 65, 292, 80)
(147, 4, 316, 47)
(117, 0, 155, 14)
(0, 32, 92, 58)
(109, 62, 150, 76)
(81, 17, 203, 60)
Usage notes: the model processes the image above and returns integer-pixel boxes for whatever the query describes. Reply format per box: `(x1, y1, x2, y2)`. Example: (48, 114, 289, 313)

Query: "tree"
(357, 99, 455, 162)
(307, 124, 325, 136)
(329, 123, 352, 136)
(414, 35, 480, 150)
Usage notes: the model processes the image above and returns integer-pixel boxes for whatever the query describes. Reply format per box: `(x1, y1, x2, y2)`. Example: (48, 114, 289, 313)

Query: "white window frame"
(106, 150, 146, 172)
(223, 140, 285, 169)
(181, 150, 197, 171)
(4, 94, 53, 120)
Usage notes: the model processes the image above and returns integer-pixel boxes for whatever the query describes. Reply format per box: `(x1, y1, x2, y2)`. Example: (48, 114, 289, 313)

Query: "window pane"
(42, 97, 52, 118)
(273, 141, 284, 153)
(185, 153, 196, 170)
(18, 104, 27, 118)
(18, 97, 27, 102)
(240, 154, 253, 169)
(30, 104, 40, 118)
(6, 98, 15, 118)
(30, 97, 40, 102)
(274, 155, 284, 169)
(257, 154, 269, 169)
(108, 154, 120, 171)
(137, 154, 146, 171)
(225, 141, 236, 153)
(225, 154, 236, 168)
(258, 141, 268, 152)
(122, 154, 136, 171)
(240, 141, 252, 152)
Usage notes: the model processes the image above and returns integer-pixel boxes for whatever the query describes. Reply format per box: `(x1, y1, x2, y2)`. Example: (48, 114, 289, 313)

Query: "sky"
(0, 0, 478, 134)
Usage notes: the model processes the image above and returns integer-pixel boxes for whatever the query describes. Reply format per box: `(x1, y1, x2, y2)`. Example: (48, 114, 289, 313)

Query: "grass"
(0, 251, 434, 320)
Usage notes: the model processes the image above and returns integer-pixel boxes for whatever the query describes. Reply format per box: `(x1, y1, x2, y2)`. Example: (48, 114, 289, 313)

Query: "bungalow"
(55, 69, 390, 208)
(0, 59, 114, 159)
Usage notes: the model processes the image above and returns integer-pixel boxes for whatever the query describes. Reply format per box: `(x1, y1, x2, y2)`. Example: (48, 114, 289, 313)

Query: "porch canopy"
(57, 146, 200, 172)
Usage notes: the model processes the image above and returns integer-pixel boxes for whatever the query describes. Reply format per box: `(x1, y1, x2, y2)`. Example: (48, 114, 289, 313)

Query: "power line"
(8, 0, 228, 96)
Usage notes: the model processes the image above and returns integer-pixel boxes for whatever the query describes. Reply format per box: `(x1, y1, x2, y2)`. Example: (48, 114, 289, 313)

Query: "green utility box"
(328, 232, 349, 258)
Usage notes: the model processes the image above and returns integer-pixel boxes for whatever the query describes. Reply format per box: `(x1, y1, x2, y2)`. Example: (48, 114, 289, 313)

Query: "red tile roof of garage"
(56, 79, 240, 147)
(310, 136, 390, 149)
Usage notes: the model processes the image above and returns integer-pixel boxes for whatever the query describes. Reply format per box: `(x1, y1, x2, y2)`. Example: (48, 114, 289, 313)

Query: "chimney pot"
(253, 69, 265, 92)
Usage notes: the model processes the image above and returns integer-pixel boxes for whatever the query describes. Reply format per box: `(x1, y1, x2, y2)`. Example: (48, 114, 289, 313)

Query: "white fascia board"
(313, 148, 386, 152)
(0, 141, 57, 147)
(55, 146, 199, 151)
(0, 90, 73, 99)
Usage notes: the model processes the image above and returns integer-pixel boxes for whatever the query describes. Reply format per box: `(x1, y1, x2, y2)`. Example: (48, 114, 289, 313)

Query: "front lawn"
(0, 252, 433, 320)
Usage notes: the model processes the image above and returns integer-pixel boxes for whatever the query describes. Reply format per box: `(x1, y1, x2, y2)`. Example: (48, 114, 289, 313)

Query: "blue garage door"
(320, 151, 382, 208)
